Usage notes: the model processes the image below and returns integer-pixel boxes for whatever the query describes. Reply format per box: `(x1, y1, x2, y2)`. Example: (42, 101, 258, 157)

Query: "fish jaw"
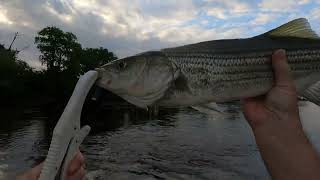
(95, 51, 181, 108)
(95, 68, 112, 89)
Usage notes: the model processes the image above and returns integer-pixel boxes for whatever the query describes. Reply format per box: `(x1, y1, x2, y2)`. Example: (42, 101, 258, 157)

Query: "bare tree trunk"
(9, 32, 18, 50)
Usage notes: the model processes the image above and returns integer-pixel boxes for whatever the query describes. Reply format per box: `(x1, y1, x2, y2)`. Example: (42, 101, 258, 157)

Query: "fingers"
(15, 163, 43, 180)
(67, 166, 86, 180)
(242, 97, 266, 128)
(271, 49, 295, 90)
(16, 152, 86, 180)
(68, 151, 85, 175)
(264, 49, 298, 113)
(242, 98, 258, 121)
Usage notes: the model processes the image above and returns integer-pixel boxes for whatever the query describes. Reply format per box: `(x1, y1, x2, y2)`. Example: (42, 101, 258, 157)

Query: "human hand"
(16, 151, 85, 180)
(242, 49, 320, 180)
(243, 49, 301, 130)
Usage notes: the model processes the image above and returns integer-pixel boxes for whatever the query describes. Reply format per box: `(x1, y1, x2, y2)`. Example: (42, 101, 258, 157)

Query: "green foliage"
(1, 26, 118, 106)
(0, 44, 36, 104)
(34, 26, 117, 76)
(0, 44, 18, 77)
(35, 26, 82, 73)
(79, 47, 117, 74)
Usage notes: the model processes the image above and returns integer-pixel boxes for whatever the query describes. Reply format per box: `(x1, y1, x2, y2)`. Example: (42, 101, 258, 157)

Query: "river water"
(1, 101, 320, 179)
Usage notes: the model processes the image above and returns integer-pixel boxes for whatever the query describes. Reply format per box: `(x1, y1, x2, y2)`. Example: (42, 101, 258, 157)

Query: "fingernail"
(274, 49, 286, 58)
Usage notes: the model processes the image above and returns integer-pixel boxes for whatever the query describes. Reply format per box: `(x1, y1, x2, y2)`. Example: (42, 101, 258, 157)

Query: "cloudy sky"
(0, 0, 319, 68)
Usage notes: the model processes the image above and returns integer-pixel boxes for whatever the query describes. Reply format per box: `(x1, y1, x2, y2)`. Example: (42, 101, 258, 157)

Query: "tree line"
(0, 26, 117, 106)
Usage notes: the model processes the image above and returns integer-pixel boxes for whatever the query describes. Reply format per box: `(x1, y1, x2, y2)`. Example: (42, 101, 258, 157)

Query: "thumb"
(271, 49, 295, 90)
(31, 162, 43, 179)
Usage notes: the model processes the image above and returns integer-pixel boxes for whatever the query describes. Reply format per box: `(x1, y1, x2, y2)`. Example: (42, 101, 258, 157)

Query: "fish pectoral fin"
(302, 81, 320, 106)
(191, 103, 226, 117)
(201, 102, 221, 110)
(265, 18, 320, 40)
(121, 94, 149, 109)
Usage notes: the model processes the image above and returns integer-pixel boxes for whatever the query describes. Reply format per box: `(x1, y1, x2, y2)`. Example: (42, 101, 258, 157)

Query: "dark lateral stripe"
(165, 49, 320, 67)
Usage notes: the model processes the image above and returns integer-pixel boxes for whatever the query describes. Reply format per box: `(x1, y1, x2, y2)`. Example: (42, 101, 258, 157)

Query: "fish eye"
(118, 61, 127, 70)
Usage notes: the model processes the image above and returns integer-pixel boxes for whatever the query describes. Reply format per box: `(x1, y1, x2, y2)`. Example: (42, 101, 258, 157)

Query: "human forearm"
(253, 119, 320, 180)
(243, 50, 320, 180)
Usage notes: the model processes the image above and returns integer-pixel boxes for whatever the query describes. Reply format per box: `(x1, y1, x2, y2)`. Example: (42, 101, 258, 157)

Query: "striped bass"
(96, 18, 320, 109)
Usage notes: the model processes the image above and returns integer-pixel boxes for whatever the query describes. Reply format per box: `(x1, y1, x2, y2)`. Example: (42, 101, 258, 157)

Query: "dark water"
(1, 102, 320, 179)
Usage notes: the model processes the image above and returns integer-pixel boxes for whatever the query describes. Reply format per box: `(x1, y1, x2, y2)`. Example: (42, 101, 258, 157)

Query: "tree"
(0, 44, 18, 77)
(0, 27, 119, 106)
(0, 43, 36, 104)
(79, 47, 117, 74)
(16, 60, 33, 76)
(35, 26, 81, 72)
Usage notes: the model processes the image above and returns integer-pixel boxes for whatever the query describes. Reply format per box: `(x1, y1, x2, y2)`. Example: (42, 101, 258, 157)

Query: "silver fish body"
(159, 40, 320, 106)
(96, 18, 320, 108)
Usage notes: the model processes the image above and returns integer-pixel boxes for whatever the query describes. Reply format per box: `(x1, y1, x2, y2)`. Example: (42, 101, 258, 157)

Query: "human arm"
(243, 49, 320, 180)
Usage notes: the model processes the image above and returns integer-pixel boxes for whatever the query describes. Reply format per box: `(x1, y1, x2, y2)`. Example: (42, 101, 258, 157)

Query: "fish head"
(96, 51, 179, 108)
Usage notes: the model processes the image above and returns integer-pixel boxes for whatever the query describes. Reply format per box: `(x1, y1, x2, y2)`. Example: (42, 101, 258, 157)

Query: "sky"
(0, 0, 319, 69)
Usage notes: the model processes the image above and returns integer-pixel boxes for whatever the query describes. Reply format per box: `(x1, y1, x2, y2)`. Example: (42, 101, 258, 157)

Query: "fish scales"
(159, 49, 320, 104)
(96, 18, 320, 109)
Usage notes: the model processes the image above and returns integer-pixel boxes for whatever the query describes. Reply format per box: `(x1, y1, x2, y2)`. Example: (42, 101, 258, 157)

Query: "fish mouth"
(94, 68, 104, 86)
(94, 68, 113, 89)
(95, 68, 104, 78)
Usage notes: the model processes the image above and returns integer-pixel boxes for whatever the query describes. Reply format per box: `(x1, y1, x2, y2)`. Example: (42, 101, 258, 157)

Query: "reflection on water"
(0, 108, 51, 179)
(1, 102, 320, 179)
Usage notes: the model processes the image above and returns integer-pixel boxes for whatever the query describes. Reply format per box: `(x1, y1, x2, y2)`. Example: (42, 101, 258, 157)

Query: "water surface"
(1, 102, 320, 179)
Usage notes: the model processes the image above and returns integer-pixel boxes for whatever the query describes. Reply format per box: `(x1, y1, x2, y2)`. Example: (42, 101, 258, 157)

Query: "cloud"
(0, 5, 13, 25)
(298, 0, 311, 4)
(259, 0, 312, 11)
(205, 0, 252, 19)
(45, 2, 73, 24)
(155, 24, 247, 44)
(250, 13, 280, 25)
(310, 8, 320, 20)
(207, 8, 229, 20)
(0, 0, 317, 69)
(0, 0, 202, 62)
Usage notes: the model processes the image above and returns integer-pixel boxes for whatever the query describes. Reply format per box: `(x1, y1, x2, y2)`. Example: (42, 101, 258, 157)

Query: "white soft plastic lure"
(39, 71, 98, 180)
